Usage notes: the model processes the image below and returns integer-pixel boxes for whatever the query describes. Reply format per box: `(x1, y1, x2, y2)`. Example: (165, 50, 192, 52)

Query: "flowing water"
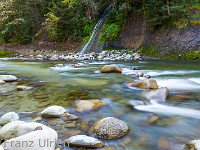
(80, 4, 112, 54)
(0, 59, 200, 150)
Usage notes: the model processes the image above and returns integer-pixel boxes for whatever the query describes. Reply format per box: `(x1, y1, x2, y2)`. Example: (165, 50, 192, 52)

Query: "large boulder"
(100, 64, 122, 73)
(75, 99, 106, 113)
(0, 112, 19, 126)
(17, 122, 55, 136)
(0, 121, 25, 139)
(40, 105, 67, 117)
(2, 128, 57, 150)
(90, 117, 130, 140)
(140, 87, 169, 103)
(184, 140, 200, 150)
(0, 75, 17, 82)
(65, 135, 104, 148)
(128, 79, 158, 89)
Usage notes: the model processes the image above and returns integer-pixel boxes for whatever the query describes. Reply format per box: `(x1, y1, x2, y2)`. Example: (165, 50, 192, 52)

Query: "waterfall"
(80, 4, 112, 54)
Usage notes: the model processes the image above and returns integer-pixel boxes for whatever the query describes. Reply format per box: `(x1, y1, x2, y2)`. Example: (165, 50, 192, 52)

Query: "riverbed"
(0, 59, 200, 150)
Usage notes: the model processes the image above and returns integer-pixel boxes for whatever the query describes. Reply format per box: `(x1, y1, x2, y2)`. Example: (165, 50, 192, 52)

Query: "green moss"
(0, 49, 16, 57)
(181, 51, 200, 60)
(139, 44, 199, 60)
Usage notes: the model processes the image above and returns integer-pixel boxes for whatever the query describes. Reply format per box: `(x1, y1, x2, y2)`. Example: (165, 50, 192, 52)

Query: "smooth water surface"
(0, 59, 200, 150)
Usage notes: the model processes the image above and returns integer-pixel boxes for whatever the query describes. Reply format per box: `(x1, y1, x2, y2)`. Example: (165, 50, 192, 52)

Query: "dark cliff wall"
(100, 12, 199, 58)
(104, 13, 147, 49)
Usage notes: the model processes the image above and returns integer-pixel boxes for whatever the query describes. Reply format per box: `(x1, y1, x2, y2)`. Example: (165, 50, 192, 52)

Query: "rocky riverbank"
(0, 63, 199, 150)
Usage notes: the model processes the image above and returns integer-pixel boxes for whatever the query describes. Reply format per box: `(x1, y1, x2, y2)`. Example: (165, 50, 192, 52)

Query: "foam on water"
(157, 79, 200, 90)
(50, 65, 83, 71)
(189, 78, 200, 84)
(135, 103, 200, 119)
(145, 70, 199, 76)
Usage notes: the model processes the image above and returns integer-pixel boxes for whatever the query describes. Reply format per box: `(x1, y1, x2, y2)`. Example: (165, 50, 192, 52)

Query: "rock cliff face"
(105, 13, 147, 49)
(93, 13, 199, 57)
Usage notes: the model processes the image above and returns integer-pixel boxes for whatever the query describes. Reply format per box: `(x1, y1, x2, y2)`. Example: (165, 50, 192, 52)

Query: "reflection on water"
(0, 59, 200, 150)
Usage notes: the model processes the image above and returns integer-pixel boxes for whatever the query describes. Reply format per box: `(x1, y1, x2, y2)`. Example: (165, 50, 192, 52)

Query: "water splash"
(80, 4, 112, 54)
(135, 103, 200, 119)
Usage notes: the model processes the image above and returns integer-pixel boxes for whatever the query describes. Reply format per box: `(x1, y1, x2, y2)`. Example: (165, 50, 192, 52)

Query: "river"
(0, 59, 200, 150)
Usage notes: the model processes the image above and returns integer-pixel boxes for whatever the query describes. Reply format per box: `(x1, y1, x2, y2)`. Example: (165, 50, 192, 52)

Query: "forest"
(0, 0, 199, 44)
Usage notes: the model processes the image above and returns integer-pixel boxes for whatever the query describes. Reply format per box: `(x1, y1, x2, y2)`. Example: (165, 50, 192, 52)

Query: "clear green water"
(0, 59, 200, 150)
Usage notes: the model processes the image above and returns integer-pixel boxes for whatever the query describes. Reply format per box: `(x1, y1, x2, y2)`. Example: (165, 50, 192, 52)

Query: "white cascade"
(80, 4, 112, 54)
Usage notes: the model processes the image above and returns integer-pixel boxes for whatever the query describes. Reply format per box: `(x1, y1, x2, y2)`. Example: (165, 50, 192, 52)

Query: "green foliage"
(0, 49, 16, 57)
(181, 51, 200, 60)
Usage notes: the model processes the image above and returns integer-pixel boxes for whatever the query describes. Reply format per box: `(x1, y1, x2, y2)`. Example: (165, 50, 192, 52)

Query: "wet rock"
(41, 105, 67, 117)
(65, 135, 104, 148)
(130, 67, 139, 70)
(184, 140, 200, 150)
(17, 122, 56, 136)
(90, 117, 130, 140)
(33, 81, 46, 86)
(2, 126, 57, 150)
(33, 116, 42, 122)
(135, 72, 144, 77)
(0, 112, 19, 126)
(63, 113, 79, 121)
(128, 79, 158, 89)
(0, 80, 5, 84)
(0, 75, 17, 82)
(65, 121, 77, 128)
(144, 75, 151, 79)
(37, 102, 51, 108)
(140, 87, 169, 103)
(99, 146, 116, 150)
(100, 64, 122, 73)
(34, 95, 49, 99)
(59, 129, 81, 139)
(79, 119, 90, 131)
(169, 95, 191, 101)
(157, 137, 170, 149)
(0, 121, 25, 139)
(16, 86, 33, 91)
(144, 116, 159, 125)
(48, 120, 58, 126)
(75, 99, 106, 113)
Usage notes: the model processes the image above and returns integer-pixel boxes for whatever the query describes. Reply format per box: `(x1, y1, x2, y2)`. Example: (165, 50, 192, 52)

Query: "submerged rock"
(16, 86, 33, 91)
(128, 79, 158, 89)
(75, 99, 106, 113)
(140, 87, 169, 103)
(90, 117, 130, 140)
(0, 75, 17, 82)
(65, 135, 104, 148)
(0, 112, 19, 126)
(184, 140, 200, 150)
(135, 72, 144, 77)
(0, 121, 25, 139)
(100, 64, 122, 73)
(41, 105, 67, 117)
(63, 113, 79, 121)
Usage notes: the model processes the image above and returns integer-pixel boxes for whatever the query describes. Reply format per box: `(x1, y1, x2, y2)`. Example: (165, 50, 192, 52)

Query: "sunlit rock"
(0, 75, 17, 82)
(65, 135, 104, 148)
(100, 64, 122, 73)
(0, 121, 25, 139)
(0, 112, 19, 126)
(184, 140, 200, 150)
(75, 99, 106, 113)
(90, 117, 130, 140)
(128, 79, 158, 89)
(40, 105, 67, 117)
(16, 86, 33, 91)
